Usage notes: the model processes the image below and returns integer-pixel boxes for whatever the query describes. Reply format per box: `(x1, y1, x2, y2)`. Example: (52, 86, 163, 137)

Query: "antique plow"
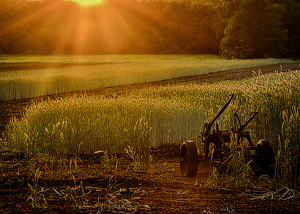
(180, 94, 275, 177)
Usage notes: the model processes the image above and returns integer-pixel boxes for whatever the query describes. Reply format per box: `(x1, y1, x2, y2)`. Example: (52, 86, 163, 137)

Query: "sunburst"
(0, 0, 165, 54)
(73, 0, 107, 6)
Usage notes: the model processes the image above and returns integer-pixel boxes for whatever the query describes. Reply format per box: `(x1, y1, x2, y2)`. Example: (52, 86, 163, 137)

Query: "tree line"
(0, 0, 299, 58)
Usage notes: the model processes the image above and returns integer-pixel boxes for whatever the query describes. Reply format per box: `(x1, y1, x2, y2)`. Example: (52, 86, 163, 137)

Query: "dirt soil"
(1, 62, 300, 213)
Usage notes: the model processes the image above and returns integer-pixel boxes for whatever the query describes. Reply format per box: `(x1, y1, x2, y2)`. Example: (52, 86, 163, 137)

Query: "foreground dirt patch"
(0, 144, 299, 213)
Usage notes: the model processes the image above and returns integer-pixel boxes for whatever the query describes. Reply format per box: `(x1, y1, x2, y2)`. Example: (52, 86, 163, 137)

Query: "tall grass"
(0, 55, 296, 100)
(5, 69, 300, 186)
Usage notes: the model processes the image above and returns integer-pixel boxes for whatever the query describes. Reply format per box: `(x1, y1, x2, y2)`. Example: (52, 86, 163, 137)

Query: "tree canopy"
(220, 0, 288, 58)
(0, 0, 298, 58)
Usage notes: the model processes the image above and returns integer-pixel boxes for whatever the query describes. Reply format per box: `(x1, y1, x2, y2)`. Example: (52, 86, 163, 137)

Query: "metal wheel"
(180, 141, 198, 177)
(256, 139, 275, 175)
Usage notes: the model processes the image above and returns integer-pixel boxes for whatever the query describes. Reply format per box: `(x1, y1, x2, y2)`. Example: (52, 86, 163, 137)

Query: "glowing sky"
(73, 0, 107, 6)
(0, 0, 171, 54)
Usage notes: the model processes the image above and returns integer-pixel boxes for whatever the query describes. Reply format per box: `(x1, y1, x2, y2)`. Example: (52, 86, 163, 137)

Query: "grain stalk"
(125, 116, 152, 172)
(222, 134, 253, 188)
(27, 167, 47, 209)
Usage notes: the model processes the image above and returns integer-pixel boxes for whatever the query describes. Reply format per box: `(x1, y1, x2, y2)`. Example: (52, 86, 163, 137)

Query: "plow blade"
(197, 155, 219, 173)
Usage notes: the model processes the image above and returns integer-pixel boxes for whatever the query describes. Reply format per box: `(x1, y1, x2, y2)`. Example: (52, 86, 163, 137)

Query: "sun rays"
(0, 0, 164, 54)
(73, 0, 107, 6)
(56, 0, 160, 54)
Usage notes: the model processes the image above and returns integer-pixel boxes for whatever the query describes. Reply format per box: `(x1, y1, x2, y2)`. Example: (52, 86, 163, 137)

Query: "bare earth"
(0, 62, 300, 213)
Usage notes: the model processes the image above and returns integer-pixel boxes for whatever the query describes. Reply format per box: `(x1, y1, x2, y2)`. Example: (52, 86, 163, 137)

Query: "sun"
(74, 0, 107, 6)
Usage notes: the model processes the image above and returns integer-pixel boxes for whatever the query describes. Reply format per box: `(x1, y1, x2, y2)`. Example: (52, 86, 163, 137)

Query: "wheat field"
(3, 56, 299, 186)
(0, 55, 295, 100)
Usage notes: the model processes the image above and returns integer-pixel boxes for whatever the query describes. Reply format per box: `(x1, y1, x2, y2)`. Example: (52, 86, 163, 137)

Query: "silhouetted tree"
(280, 0, 300, 57)
(220, 0, 288, 58)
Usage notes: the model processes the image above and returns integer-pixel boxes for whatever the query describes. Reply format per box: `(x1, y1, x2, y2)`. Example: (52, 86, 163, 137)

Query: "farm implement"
(180, 94, 275, 177)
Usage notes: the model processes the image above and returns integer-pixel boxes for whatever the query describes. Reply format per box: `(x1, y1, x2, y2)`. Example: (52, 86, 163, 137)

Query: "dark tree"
(220, 0, 288, 58)
(280, 0, 300, 57)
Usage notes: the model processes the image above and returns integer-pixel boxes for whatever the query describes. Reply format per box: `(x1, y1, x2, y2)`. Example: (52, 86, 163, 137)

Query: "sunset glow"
(0, 0, 150, 54)
(0, 0, 192, 55)
(74, 0, 107, 6)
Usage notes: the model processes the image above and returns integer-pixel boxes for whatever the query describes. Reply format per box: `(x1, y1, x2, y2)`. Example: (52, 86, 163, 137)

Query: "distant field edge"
(0, 55, 299, 101)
